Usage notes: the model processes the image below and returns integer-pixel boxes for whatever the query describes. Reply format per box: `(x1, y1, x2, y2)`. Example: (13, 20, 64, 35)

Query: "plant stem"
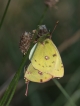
(52, 79, 77, 106)
(38, 6, 48, 25)
(0, 0, 12, 29)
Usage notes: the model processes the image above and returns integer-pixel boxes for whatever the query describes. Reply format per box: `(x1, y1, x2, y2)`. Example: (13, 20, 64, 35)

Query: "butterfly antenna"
(51, 21, 59, 36)
(25, 81, 29, 96)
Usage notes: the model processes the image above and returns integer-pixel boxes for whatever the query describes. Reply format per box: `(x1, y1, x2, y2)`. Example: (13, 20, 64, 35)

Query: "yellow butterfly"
(24, 24, 64, 96)
(24, 38, 64, 96)
(29, 38, 64, 78)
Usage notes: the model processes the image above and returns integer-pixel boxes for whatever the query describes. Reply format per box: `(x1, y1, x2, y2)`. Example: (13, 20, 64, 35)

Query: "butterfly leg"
(25, 81, 29, 96)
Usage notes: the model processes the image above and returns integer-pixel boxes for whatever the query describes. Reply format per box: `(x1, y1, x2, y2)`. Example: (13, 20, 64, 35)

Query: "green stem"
(0, 83, 14, 106)
(0, 54, 28, 106)
(0, 0, 11, 29)
(6, 77, 20, 106)
(37, 6, 48, 25)
(5, 53, 29, 106)
(52, 79, 77, 106)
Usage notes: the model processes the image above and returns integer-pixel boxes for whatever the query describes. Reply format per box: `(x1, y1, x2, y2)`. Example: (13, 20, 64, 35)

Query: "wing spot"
(42, 66, 44, 67)
(45, 56, 49, 60)
(38, 71, 43, 75)
(35, 60, 37, 62)
(39, 64, 41, 65)
(49, 65, 51, 67)
(40, 79, 43, 82)
(53, 54, 57, 57)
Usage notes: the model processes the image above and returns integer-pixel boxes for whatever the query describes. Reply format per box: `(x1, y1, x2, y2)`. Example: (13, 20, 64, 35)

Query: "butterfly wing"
(24, 63, 52, 83)
(49, 43, 64, 78)
(29, 38, 64, 78)
(29, 39, 58, 71)
(53, 63, 64, 78)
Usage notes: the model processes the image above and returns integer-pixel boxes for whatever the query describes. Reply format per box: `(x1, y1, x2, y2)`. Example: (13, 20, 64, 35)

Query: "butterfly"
(25, 38, 64, 81)
(24, 25, 64, 96)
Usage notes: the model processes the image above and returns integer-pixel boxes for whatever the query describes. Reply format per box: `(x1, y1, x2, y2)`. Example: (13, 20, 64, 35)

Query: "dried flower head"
(19, 32, 32, 55)
(32, 25, 48, 38)
(19, 25, 48, 55)
(38, 25, 48, 36)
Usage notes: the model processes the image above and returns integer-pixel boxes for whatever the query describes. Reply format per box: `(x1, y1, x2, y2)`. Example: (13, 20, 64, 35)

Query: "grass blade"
(52, 79, 77, 106)
(0, 0, 12, 29)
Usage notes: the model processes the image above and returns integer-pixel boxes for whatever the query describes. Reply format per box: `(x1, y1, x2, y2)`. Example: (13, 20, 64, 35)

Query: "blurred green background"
(0, 0, 80, 106)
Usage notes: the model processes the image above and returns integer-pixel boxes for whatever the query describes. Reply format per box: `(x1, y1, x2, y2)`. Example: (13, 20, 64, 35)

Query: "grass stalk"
(52, 79, 77, 106)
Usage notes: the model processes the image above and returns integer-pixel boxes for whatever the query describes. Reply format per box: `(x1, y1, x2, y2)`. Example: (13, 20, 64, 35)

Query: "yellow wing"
(53, 64, 64, 78)
(29, 38, 64, 77)
(46, 42, 64, 78)
(24, 63, 52, 83)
